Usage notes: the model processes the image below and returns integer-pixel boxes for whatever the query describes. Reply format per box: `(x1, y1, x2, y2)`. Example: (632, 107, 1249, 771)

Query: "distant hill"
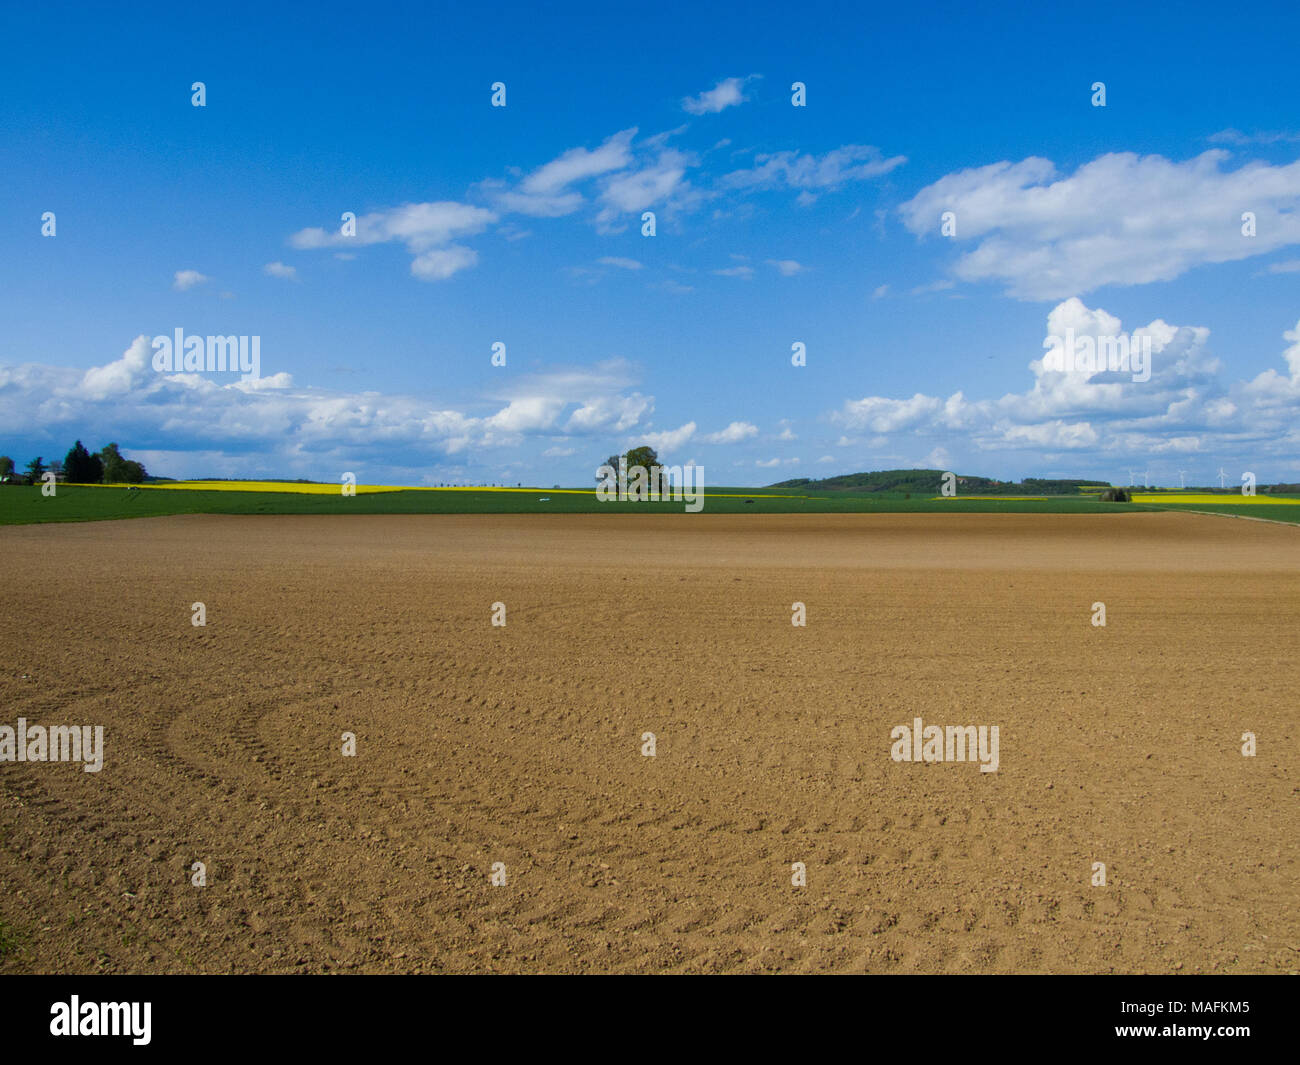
(770, 468, 1111, 495)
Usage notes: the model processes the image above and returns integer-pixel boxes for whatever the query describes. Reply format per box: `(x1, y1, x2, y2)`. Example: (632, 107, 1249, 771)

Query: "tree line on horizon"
(0, 441, 148, 486)
(768, 468, 1112, 495)
(771, 468, 1300, 495)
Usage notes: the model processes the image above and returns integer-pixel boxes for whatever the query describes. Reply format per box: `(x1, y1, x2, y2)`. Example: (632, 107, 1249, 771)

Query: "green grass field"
(1136, 500, 1300, 525)
(0, 483, 1162, 525)
(4, 485, 1298, 526)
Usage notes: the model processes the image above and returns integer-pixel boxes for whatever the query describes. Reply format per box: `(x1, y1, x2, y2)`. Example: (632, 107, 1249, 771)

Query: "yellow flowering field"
(1132, 493, 1300, 505)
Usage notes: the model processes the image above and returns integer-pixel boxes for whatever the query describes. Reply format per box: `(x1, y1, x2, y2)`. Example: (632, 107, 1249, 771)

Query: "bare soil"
(1, 513, 1297, 973)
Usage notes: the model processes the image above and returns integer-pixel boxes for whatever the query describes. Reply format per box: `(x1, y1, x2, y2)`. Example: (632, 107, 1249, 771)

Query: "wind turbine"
(1178, 470, 1187, 489)
(1218, 467, 1228, 489)
(1128, 469, 1136, 487)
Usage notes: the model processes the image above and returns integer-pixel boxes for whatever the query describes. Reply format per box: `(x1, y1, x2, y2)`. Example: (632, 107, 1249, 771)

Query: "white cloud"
(263, 261, 298, 280)
(173, 270, 209, 291)
(485, 396, 568, 434)
(1241, 317, 1300, 404)
(80, 335, 153, 399)
(565, 392, 653, 433)
(722, 145, 906, 193)
(522, 129, 635, 194)
(767, 259, 805, 276)
(639, 421, 696, 454)
(411, 245, 478, 281)
(702, 421, 758, 444)
(826, 299, 1300, 467)
(1209, 128, 1300, 146)
(900, 150, 1300, 300)
(290, 201, 496, 281)
(597, 148, 696, 229)
(493, 129, 637, 217)
(0, 339, 656, 474)
(837, 393, 944, 433)
(598, 256, 643, 270)
(682, 76, 756, 115)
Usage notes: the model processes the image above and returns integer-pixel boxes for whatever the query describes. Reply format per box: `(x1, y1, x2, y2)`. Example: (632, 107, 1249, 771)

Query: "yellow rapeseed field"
(1132, 493, 1300, 505)
(86, 480, 807, 499)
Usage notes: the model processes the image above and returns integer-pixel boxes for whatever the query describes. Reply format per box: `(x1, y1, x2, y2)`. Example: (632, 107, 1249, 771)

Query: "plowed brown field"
(1, 512, 1297, 973)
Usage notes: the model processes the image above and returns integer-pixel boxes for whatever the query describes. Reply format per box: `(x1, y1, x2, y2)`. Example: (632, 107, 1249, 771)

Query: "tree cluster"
(0, 441, 148, 485)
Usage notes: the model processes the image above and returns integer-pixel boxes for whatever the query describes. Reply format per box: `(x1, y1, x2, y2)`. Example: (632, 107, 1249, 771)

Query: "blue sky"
(3, 0, 1299, 486)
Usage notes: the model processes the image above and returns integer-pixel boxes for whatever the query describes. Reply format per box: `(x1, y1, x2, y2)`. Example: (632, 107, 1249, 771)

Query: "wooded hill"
(769, 469, 1111, 495)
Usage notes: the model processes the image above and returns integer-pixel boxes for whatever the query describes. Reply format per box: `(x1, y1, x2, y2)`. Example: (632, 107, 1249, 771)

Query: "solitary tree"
(598, 445, 660, 478)
(598, 445, 671, 495)
(626, 445, 658, 471)
(24, 457, 45, 484)
(100, 442, 127, 483)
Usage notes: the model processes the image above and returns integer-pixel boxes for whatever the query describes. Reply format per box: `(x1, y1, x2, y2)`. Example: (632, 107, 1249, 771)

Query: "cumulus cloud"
(285, 128, 898, 276)
(173, 270, 209, 291)
(596, 148, 697, 229)
(411, 245, 478, 280)
(702, 421, 758, 444)
(290, 201, 496, 281)
(829, 299, 1300, 467)
(639, 421, 696, 454)
(80, 335, 154, 399)
(263, 261, 297, 280)
(565, 392, 653, 433)
(900, 150, 1300, 299)
(837, 393, 944, 434)
(0, 338, 657, 474)
(1241, 317, 1300, 405)
(682, 76, 757, 115)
